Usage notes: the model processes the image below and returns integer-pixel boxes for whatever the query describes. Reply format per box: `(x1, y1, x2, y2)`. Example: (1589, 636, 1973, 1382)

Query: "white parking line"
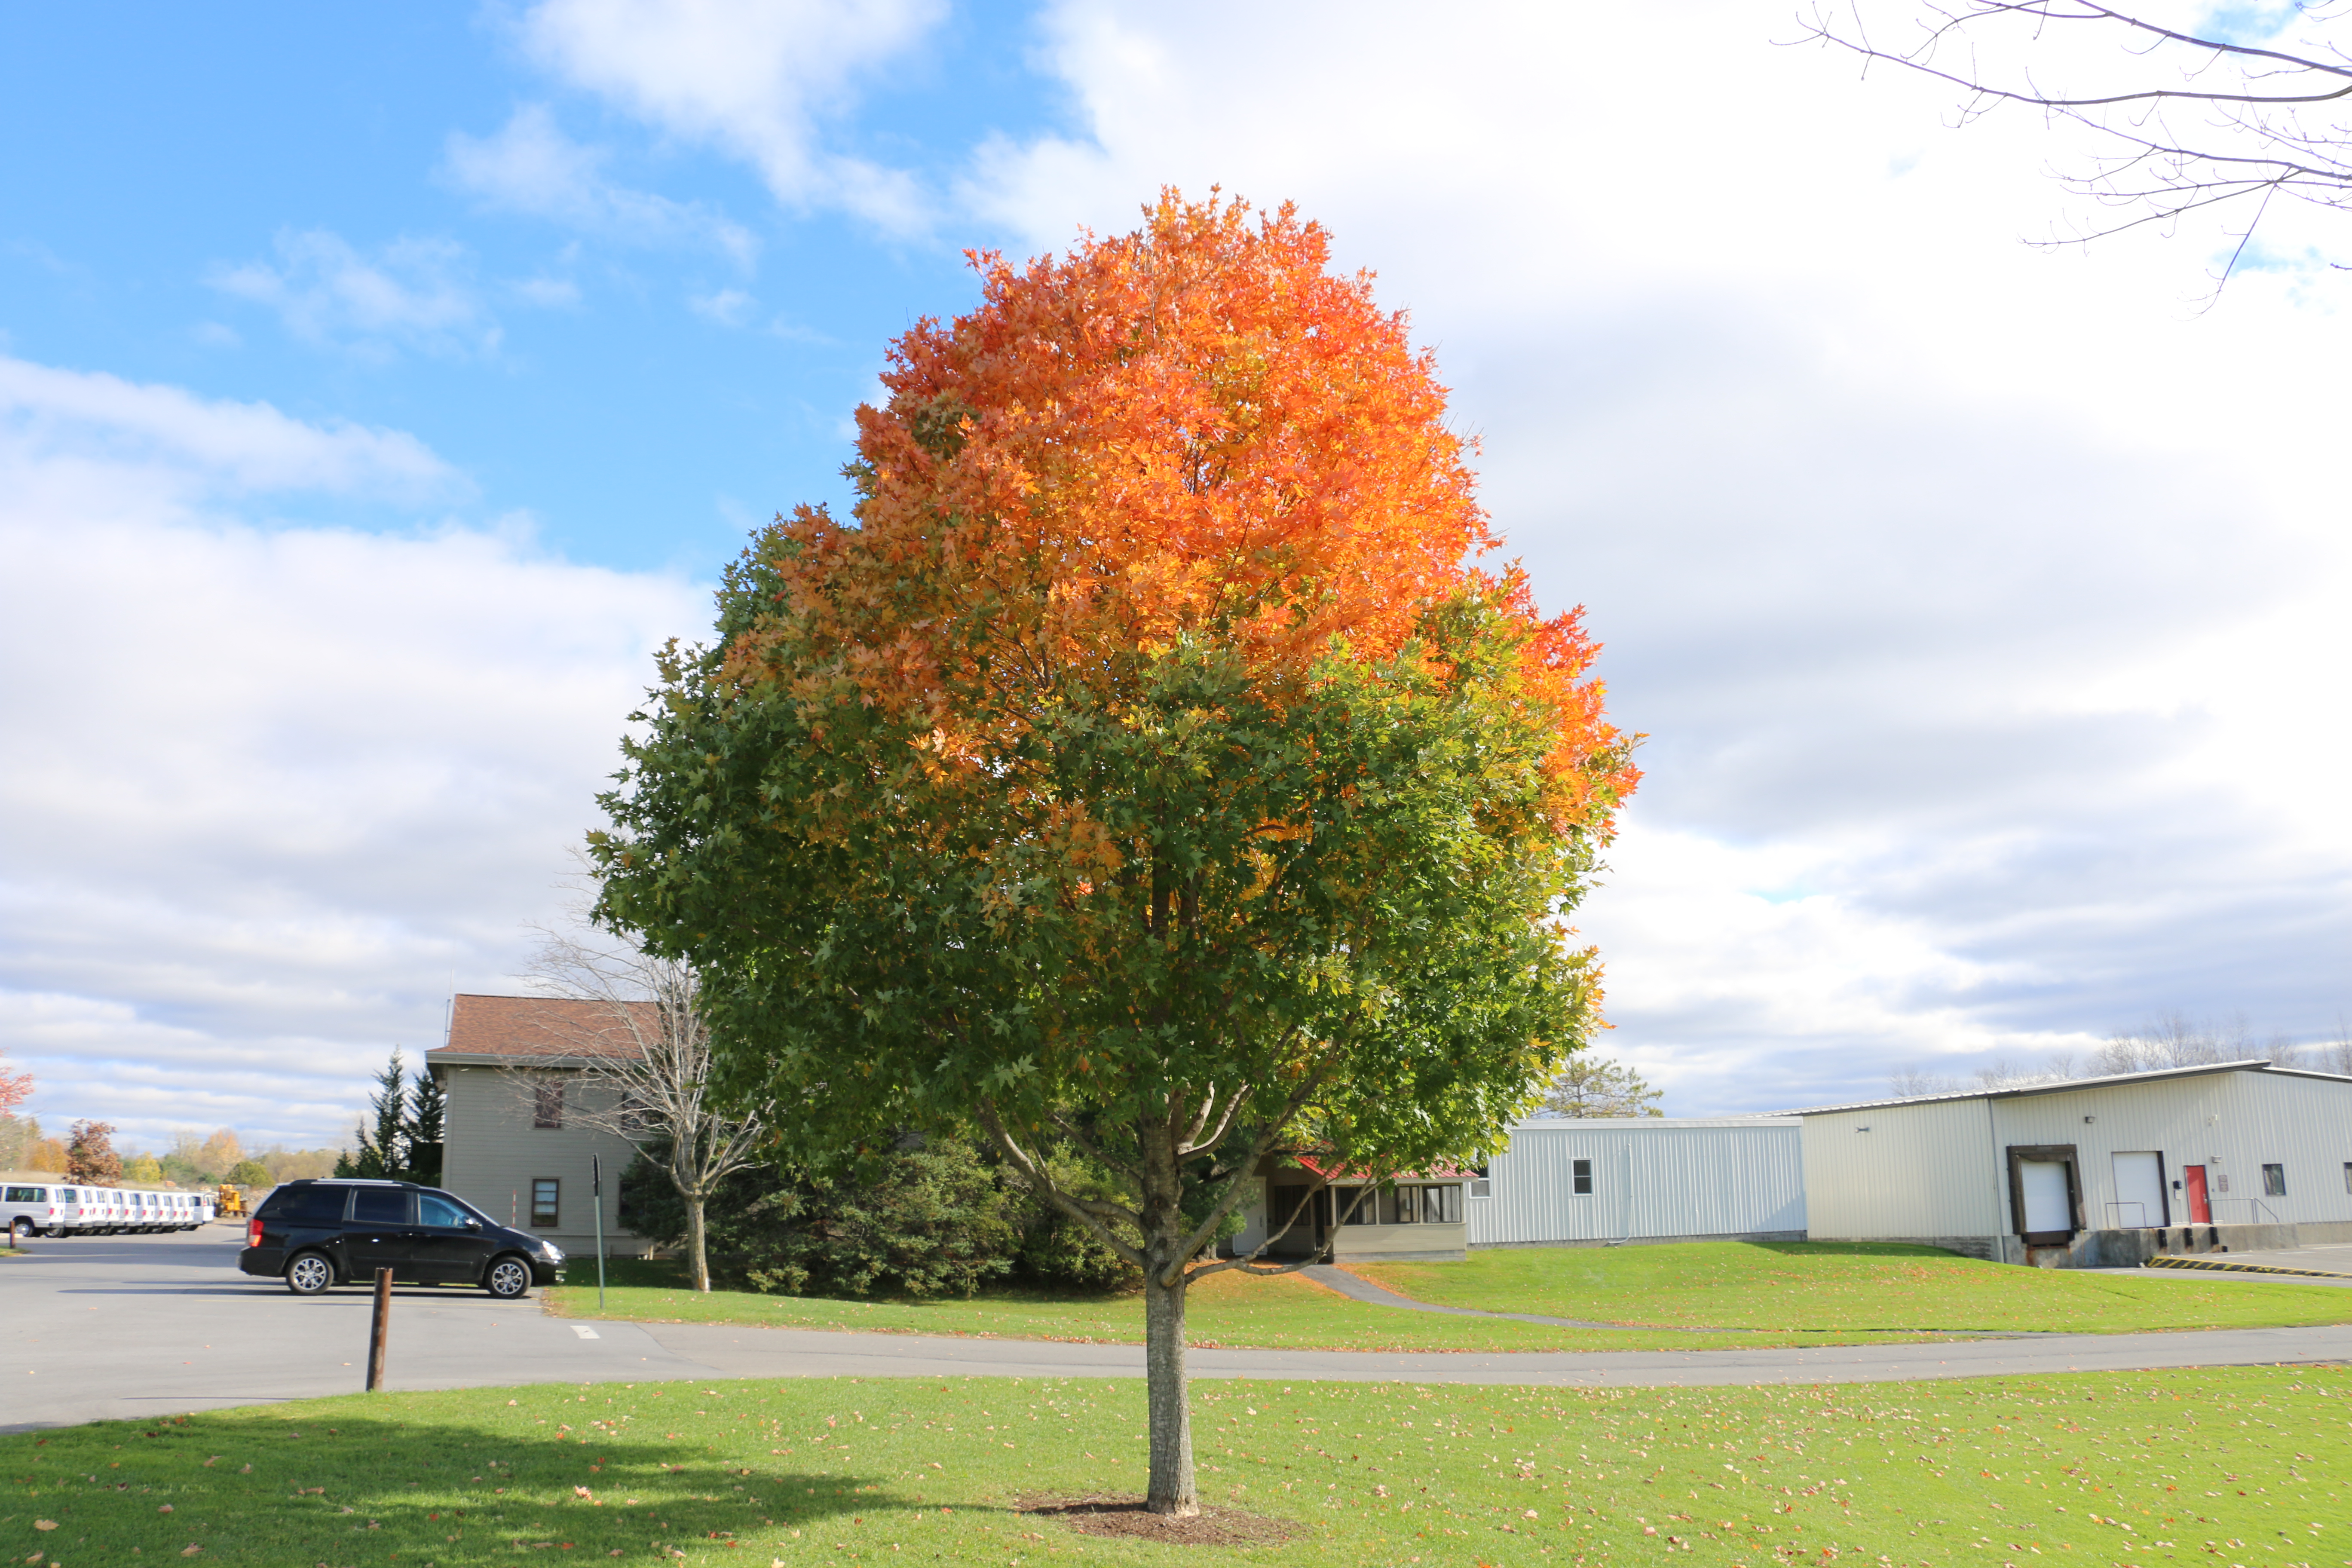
(570, 1324, 600, 1340)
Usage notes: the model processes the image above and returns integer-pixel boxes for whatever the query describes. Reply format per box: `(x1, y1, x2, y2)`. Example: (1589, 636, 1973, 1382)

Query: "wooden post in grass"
(365, 1267, 391, 1391)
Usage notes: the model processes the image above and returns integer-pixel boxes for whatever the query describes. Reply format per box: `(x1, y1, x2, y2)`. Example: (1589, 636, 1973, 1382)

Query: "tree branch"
(974, 1098, 1149, 1270)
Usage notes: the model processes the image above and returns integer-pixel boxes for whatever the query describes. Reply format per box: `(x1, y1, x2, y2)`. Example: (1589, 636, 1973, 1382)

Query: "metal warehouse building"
(1788, 1060, 2352, 1266)
(1466, 1117, 1807, 1249)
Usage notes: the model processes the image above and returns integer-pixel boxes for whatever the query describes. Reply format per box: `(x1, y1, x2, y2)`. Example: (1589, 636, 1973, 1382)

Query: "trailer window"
(2262, 1164, 2287, 1197)
(1572, 1158, 1593, 1195)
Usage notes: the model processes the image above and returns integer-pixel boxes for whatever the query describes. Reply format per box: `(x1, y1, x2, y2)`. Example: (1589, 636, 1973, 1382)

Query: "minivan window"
(351, 1188, 409, 1225)
(279, 1186, 350, 1223)
(418, 1194, 469, 1228)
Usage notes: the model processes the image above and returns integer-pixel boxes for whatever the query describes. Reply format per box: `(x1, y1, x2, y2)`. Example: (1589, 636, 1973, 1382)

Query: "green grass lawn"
(542, 1258, 1944, 1354)
(1348, 1242, 2352, 1336)
(543, 1243, 2352, 1354)
(9, 1366, 2348, 1565)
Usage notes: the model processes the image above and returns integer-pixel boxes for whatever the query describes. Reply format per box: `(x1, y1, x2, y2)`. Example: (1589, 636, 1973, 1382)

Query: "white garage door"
(2110, 1151, 2165, 1229)
(2020, 1160, 2073, 1233)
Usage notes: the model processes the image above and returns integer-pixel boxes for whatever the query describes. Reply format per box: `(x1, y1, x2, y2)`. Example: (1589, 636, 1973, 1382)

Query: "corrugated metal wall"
(1989, 1070, 2352, 1232)
(1467, 1119, 1805, 1246)
(1799, 1067, 2352, 1242)
(1801, 1098, 2004, 1240)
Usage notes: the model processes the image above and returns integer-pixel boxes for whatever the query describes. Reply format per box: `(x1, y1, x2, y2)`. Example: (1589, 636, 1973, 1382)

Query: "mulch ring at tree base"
(1017, 1494, 1303, 1547)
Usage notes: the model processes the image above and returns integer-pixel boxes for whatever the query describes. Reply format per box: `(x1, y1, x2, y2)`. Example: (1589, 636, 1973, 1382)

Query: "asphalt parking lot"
(2, 1225, 721, 1431)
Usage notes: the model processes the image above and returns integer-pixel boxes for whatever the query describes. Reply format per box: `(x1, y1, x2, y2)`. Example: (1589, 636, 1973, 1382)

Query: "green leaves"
(596, 591, 1606, 1182)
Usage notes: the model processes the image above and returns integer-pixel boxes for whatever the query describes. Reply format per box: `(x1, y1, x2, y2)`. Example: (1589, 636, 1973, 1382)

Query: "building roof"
(1509, 1116, 1799, 1130)
(1769, 1058, 2351, 1118)
(426, 993, 652, 1067)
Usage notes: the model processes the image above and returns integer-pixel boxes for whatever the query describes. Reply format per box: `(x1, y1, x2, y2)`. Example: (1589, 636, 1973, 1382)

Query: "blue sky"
(0, 3, 1057, 568)
(2, 0, 2346, 1152)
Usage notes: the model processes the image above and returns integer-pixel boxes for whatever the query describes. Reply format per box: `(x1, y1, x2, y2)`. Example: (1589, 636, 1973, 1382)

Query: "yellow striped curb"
(2143, 1255, 2352, 1281)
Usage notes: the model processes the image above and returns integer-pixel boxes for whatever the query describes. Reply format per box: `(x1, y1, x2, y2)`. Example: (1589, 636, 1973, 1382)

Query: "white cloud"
(517, 0, 944, 234)
(956, 0, 2352, 1111)
(688, 286, 756, 325)
(444, 103, 759, 264)
(0, 354, 458, 500)
(209, 230, 498, 360)
(0, 355, 706, 1152)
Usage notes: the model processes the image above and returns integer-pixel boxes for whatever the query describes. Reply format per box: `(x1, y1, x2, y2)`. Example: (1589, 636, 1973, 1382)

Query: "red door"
(2183, 1165, 2211, 1224)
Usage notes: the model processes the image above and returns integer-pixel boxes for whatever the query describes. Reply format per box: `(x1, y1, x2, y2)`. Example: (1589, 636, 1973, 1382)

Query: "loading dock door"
(2020, 1161, 2073, 1234)
(2182, 1165, 2211, 1224)
(2109, 1152, 2167, 1228)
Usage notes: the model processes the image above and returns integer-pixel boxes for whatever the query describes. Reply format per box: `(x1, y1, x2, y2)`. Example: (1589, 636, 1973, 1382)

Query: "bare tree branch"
(504, 899, 768, 1292)
(1791, 1, 2352, 289)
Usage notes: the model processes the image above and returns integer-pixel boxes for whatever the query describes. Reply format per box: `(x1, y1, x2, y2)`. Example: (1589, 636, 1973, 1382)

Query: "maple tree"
(594, 192, 1638, 1515)
(0, 1047, 29, 1120)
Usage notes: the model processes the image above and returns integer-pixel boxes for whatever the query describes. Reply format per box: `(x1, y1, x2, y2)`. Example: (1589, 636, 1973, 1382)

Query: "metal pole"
(365, 1268, 392, 1391)
(592, 1154, 607, 1314)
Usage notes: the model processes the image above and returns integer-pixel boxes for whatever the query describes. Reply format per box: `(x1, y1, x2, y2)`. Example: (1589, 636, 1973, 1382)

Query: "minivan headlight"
(540, 1241, 566, 1262)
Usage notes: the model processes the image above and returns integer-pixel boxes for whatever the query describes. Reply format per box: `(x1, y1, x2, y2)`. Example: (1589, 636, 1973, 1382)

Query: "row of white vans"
(1, 1182, 217, 1240)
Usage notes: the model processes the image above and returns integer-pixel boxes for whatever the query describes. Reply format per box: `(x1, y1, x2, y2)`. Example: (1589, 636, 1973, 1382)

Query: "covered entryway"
(2109, 1151, 2168, 1229)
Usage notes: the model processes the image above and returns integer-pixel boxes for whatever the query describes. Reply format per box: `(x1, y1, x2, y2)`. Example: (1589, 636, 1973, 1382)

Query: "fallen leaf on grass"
(33, 1521, 58, 1530)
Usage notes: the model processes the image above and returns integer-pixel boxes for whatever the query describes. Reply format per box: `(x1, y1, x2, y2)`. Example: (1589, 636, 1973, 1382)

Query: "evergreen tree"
(341, 1049, 409, 1179)
(404, 1068, 446, 1187)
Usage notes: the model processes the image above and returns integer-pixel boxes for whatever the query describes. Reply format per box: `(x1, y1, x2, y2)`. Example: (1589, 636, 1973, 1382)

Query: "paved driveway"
(9, 1228, 2352, 1433)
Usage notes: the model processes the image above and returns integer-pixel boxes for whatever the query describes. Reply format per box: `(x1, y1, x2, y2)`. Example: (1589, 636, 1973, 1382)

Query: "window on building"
(1469, 1166, 1491, 1199)
(2262, 1164, 2287, 1197)
(531, 1179, 560, 1228)
(1268, 1185, 1315, 1235)
(1380, 1185, 1421, 1225)
(1572, 1158, 1594, 1196)
(1421, 1184, 1461, 1224)
(533, 1080, 565, 1130)
(1339, 1186, 1376, 1224)
(2343, 1162, 2351, 1195)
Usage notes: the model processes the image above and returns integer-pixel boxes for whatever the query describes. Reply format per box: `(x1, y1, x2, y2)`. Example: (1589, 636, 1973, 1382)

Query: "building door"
(2109, 1152, 2167, 1229)
(2020, 1160, 2073, 1235)
(2182, 1164, 2211, 1224)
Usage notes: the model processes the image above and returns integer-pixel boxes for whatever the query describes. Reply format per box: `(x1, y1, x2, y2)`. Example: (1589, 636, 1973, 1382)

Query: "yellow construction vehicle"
(216, 1183, 247, 1218)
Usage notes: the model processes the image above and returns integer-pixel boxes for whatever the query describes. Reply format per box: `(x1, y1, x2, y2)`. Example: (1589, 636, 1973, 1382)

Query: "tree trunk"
(1141, 1262, 1197, 1513)
(684, 1188, 711, 1292)
(1138, 1106, 1197, 1516)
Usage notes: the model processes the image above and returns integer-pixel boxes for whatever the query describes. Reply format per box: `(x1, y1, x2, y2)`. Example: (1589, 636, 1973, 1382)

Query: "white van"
(3, 1183, 65, 1241)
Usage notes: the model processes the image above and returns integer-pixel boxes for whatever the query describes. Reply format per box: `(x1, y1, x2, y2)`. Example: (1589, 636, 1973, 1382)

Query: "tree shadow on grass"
(2, 1406, 925, 1562)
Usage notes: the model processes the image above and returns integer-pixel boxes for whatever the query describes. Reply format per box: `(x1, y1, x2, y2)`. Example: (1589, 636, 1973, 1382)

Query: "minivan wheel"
(8, 1218, 31, 1243)
(484, 1257, 532, 1299)
(285, 1251, 336, 1295)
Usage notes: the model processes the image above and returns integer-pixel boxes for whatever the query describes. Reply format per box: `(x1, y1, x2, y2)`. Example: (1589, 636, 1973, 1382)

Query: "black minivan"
(239, 1179, 564, 1298)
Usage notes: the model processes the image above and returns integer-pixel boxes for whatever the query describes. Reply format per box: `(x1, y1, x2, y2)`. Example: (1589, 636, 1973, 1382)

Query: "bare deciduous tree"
(2089, 1008, 2259, 1075)
(1887, 1066, 1968, 1096)
(512, 920, 767, 1292)
(1795, 1, 2352, 287)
